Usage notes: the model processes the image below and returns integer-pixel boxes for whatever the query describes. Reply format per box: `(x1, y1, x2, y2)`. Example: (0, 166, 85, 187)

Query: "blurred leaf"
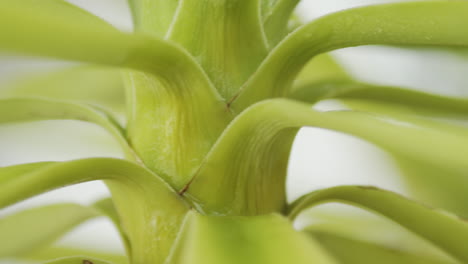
(297, 209, 453, 261)
(293, 54, 351, 89)
(44, 256, 114, 264)
(1, 66, 125, 115)
(233, 1, 468, 110)
(0, 197, 127, 259)
(127, 0, 179, 36)
(292, 45, 468, 220)
(24, 247, 127, 264)
(308, 231, 454, 264)
(0, 158, 189, 264)
(0, 158, 162, 209)
(0, 0, 218, 91)
(263, 0, 300, 47)
(290, 80, 468, 118)
(187, 98, 468, 215)
(397, 157, 468, 218)
(288, 186, 468, 263)
(0, 203, 98, 257)
(0, 97, 133, 158)
(167, 212, 337, 264)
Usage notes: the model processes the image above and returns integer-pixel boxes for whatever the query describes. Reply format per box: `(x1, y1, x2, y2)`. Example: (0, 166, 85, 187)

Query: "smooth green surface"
(44, 256, 113, 264)
(233, 1, 468, 110)
(0, 203, 98, 257)
(0, 158, 189, 264)
(0, 0, 234, 189)
(397, 157, 468, 218)
(187, 98, 468, 215)
(2, 1, 468, 263)
(124, 70, 231, 190)
(263, 0, 300, 47)
(292, 51, 468, 219)
(0, 97, 133, 158)
(25, 247, 127, 264)
(309, 231, 453, 264)
(128, 0, 179, 36)
(167, 212, 337, 264)
(288, 186, 468, 263)
(0, 66, 125, 115)
(291, 80, 468, 117)
(298, 209, 454, 261)
(168, 0, 268, 99)
(0, 198, 129, 262)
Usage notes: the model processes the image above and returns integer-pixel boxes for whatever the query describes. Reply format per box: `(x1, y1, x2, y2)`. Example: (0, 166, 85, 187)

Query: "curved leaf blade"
(0, 97, 133, 159)
(186, 98, 468, 215)
(1, 66, 125, 115)
(0, 158, 189, 264)
(308, 231, 454, 264)
(22, 247, 127, 264)
(167, 212, 337, 264)
(0, 203, 98, 257)
(0, 0, 220, 95)
(0, 198, 128, 260)
(263, 0, 301, 47)
(232, 1, 468, 110)
(44, 256, 114, 264)
(290, 80, 468, 117)
(0, 0, 234, 190)
(288, 186, 468, 263)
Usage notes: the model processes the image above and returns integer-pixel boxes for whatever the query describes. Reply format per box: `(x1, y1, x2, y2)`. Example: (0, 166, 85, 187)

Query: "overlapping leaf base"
(1, 0, 468, 263)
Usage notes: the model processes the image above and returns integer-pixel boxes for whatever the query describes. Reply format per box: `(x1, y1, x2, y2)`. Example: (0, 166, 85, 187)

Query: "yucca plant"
(2, 0, 468, 263)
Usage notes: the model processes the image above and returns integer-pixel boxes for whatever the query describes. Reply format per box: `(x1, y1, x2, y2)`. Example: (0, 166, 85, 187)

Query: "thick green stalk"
(168, 0, 268, 99)
(124, 70, 231, 189)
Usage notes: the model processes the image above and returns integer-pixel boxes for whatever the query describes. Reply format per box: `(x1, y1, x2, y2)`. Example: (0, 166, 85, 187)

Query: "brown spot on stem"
(357, 185, 378, 191)
(83, 260, 93, 264)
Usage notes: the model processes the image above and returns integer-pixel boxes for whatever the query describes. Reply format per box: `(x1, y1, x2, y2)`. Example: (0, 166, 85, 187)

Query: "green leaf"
(298, 209, 454, 261)
(1, 66, 125, 115)
(396, 157, 468, 219)
(288, 186, 468, 263)
(168, 0, 268, 99)
(263, 0, 301, 47)
(0, 97, 134, 159)
(290, 80, 468, 117)
(232, 1, 468, 111)
(308, 231, 454, 264)
(293, 54, 351, 89)
(290, 53, 468, 219)
(44, 256, 114, 264)
(0, 203, 98, 257)
(24, 247, 127, 264)
(91, 198, 131, 255)
(167, 212, 337, 264)
(127, 0, 180, 36)
(185, 98, 468, 215)
(0, 0, 219, 94)
(7, 0, 118, 32)
(0, 198, 129, 261)
(0, 0, 235, 190)
(0, 158, 189, 264)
